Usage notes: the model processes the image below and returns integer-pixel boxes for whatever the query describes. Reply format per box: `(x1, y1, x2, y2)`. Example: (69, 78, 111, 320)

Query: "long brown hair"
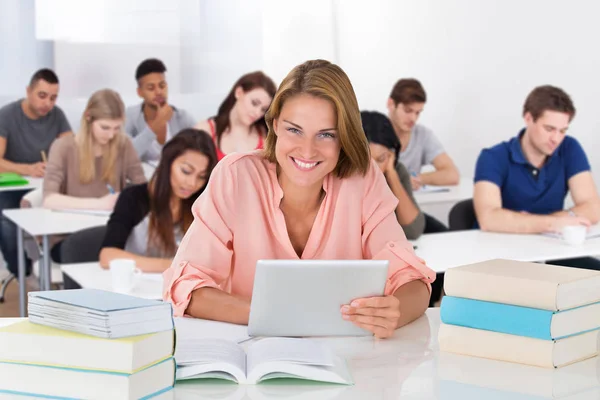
(76, 89, 125, 186)
(148, 129, 218, 255)
(263, 59, 370, 178)
(214, 71, 277, 147)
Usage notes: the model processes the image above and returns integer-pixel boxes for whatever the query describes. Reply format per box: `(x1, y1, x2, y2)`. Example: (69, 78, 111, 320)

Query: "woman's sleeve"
(362, 161, 435, 295)
(163, 159, 237, 316)
(43, 138, 67, 198)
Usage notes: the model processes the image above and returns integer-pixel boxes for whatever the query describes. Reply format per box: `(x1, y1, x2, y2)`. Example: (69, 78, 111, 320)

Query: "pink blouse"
(163, 151, 435, 317)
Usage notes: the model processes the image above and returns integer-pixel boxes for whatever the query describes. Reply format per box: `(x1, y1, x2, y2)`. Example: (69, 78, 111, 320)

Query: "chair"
(449, 199, 476, 231)
(0, 273, 15, 303)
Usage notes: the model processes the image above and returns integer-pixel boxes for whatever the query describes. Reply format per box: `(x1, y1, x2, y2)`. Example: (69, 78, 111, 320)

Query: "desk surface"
(3, 208, 108, 236)
(415, 229, 600, 273)
(0, 176, 43, 193)
(413, 176, 472, 205)
(61, 262, 163, 299)
(4, 309, 598, 399)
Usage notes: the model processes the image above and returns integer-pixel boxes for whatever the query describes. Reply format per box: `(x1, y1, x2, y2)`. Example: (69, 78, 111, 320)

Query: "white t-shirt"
(398, 124, 445, 174)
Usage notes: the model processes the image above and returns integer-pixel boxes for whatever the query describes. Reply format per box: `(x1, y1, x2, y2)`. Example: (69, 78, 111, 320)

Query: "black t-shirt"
(101, 183, 150, 250)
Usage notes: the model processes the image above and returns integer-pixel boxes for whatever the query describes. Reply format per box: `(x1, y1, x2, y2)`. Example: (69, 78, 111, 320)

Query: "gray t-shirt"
(0, 100, 71, 163)
(398, 124, 445, 175)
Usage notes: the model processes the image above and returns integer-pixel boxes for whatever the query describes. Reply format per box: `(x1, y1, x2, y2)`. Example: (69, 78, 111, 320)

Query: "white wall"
(336, 0, 600, 181)
(6, 0, 600, 184)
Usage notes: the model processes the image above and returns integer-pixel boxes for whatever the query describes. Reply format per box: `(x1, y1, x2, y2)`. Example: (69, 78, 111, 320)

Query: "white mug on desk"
(109, 259, 142, 293)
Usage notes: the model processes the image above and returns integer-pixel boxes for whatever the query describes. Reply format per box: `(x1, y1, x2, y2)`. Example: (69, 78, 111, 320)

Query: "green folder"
(0, 173, 29, 187)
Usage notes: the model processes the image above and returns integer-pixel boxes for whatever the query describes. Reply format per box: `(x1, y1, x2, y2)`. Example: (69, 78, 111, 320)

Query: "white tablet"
(248, 259, 389, 337)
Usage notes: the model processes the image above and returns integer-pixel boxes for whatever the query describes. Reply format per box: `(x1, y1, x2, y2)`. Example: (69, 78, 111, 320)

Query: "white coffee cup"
(109, 259, 142, 294)
(562, 225, 587, 246)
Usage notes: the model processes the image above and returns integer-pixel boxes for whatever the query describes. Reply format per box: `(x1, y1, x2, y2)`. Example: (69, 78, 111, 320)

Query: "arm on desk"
(186, 287, 250, 325)
(99, 247, 171, 273)
(552, 171, 600, 224)
(474, 181, 590, 233)
(0, 137, 44, 176)
(419, 153, 460, 186)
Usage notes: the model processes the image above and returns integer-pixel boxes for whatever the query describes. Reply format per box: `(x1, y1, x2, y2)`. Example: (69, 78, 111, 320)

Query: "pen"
(40, 151, 47, 163)
(106, 184, 115, 194)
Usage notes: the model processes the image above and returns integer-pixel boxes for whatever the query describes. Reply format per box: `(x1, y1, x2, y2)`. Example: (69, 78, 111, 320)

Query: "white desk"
(2, 208, 108, 317)
(414, 177, 473, 225)
(1, 310, 598, 399)
(0, 177, 43, 193)
(61, 262, 163, 300)
(414, 229, 600, 273)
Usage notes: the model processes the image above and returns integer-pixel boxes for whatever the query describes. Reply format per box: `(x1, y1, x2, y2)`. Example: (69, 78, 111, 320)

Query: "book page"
(246, 338, 334, 374)
(175, 338, 247, 382)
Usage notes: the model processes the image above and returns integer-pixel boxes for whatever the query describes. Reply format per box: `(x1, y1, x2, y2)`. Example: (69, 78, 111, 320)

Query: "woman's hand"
(340, 295, 401, 339)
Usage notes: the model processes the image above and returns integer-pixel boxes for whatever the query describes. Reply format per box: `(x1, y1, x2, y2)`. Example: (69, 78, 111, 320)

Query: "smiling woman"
(163, 59, 436, 339)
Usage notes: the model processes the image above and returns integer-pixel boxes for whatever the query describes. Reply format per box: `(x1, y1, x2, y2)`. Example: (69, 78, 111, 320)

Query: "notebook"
(443, 259, 600, 311)
(0, 357, 175, 400)
(0, 172, 29, 187)
(0, 321, 174, 374)
(175, 337, 353, 385)
(28, 289, 174, 338)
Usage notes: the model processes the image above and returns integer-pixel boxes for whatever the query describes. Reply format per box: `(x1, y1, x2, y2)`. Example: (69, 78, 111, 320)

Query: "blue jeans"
(0, 190, 31, 275)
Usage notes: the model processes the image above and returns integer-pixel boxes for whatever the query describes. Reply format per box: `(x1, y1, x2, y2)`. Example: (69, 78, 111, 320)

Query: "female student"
(43, 89, 146, 211)
(361, 110, 425, 240)
(164, 60, 435, 339)
(99, 129, 218, 272)
(195, 71, 276, 160)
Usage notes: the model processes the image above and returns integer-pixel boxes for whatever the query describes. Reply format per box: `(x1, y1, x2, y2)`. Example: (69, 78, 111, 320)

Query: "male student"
(474, 85, 600, 270)
(125, 58, 196, 163)
(0, 68, 72, 276)
(387, 78, 459, 190)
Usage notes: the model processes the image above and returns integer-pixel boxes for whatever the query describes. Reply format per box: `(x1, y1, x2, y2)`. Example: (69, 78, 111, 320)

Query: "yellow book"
(0, 321, 174, 374)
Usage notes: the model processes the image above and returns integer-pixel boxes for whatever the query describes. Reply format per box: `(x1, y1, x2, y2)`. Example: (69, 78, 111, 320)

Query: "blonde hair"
(76, 89, 125, 186)
(263, 59, 370, 178)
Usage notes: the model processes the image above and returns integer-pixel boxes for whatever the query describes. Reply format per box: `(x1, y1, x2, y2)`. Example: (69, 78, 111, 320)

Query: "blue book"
(440, 296, 600, 340)
(28, 289, 174, 339)
(0, 357, 175, 400)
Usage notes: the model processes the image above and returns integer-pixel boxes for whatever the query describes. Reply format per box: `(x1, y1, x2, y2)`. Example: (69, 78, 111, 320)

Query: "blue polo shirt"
(474, 130, 590, 215)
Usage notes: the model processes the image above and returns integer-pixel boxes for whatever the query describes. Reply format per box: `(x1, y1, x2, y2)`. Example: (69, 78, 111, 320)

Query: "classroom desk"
(2, 208, 108, 317)
(414, 177, 472, 225)
(414, 229, 600, 273)
(1, 310, 599, 399)
(0, 177, 43, 193)
(61, 262, 163, 300)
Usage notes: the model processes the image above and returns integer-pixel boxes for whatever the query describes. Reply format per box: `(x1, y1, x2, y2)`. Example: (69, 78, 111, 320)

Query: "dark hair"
(523, 85, 576, 122)
(214, 71, 277, 147)
(361, 111, 401, 162)
(29, 68, 59, 87)
(135, 58, 167, 82)
(390, 78, 426, 105)
(148, 129, 218, 255)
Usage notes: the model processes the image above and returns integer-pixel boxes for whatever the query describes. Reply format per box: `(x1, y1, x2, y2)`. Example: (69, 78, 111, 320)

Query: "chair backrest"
(449, 199, 476, 231)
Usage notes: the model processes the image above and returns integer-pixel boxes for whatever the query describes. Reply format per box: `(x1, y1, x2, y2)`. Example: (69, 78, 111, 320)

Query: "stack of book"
(439, 259, 600, 368)
(0, 289, 176, 399)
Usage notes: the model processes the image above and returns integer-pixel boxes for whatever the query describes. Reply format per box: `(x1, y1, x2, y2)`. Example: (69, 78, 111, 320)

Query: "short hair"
(135, 58, 167, 82)
(390, 78, 426, 105)
(523, 85, 576, 122)
(29, 68, 59, 87)
(361, 111, 401, 162)
(263, 59, 370, 179)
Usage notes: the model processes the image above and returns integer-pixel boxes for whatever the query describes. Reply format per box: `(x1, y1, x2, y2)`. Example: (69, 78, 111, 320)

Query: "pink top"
(163, 151, 435, 317)
(208, 119, 264, 161)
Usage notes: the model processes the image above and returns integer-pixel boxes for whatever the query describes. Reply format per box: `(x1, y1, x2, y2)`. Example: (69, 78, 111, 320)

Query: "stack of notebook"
(439, 259, 600, 368)
(0, 289, 176, 399)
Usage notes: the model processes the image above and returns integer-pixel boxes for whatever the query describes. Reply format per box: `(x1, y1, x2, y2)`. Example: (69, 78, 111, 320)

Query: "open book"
(175, 338, 352, 385)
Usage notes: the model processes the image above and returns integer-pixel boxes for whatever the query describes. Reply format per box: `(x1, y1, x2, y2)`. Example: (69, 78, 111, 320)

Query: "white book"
(438, 323, 599, 368)
(175, 337, 353, 385)
(52, 208, 112, 216)
(443, 259, 600, 310)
